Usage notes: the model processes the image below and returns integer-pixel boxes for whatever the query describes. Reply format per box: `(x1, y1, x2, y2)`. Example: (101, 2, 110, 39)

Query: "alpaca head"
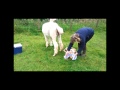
(49, 19, 57, 22)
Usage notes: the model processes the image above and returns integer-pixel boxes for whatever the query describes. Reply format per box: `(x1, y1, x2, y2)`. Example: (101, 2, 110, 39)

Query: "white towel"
(64, 53, 77, 60)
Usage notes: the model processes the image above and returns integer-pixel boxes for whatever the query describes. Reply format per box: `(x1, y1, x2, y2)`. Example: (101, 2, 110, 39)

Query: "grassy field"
(14, 26, 106, 71)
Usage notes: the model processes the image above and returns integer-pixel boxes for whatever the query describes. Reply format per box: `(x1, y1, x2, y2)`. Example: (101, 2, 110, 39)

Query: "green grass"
(14, 29, 106, 71)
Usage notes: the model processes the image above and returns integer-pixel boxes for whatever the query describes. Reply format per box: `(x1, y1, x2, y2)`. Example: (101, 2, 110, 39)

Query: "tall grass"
(14, 19, 106, 35)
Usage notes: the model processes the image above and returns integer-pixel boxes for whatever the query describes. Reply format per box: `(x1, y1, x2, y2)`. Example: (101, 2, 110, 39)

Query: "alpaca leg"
(43, 35, 49, 48)
(49, 37, 53, 46)
(52, 39, 58, 56)
(58, 35, 64, 51)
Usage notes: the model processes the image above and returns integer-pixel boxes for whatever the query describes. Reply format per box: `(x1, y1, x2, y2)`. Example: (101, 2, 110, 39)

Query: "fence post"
(96, 19, 99, 28)
(69, 19, 73, 30)
(37, 19, 41, 32)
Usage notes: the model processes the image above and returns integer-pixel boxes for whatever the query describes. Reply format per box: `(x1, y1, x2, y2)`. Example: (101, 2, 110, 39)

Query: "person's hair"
(70, 33, 81, 43)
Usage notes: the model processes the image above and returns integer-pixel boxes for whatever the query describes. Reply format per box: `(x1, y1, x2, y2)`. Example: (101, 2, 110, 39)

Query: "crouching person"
(66, 27, 94, 56)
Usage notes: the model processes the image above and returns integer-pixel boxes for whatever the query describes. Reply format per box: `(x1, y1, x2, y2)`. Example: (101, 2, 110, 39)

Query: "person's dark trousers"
(78, 43, 82, 56)
(78, 31, 94, 56)
(83, 31, 94, 55)
(82, 45, 86, 54)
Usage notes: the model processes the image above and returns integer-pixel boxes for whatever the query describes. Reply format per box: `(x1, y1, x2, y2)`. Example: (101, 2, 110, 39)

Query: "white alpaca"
(42, 19, 64, 56)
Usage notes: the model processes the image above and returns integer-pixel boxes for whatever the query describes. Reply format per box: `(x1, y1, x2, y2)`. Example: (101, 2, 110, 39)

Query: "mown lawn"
(14, 29, 106, 71)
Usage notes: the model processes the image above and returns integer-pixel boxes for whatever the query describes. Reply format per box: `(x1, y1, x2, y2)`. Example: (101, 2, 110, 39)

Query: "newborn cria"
(63, 47, 77, 60)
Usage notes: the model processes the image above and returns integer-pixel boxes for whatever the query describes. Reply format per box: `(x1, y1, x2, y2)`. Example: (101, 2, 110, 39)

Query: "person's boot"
(77, 53, 81, 56)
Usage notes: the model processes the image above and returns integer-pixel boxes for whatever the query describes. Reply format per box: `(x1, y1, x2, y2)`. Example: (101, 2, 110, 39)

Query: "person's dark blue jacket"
(67, 27, 94, 54)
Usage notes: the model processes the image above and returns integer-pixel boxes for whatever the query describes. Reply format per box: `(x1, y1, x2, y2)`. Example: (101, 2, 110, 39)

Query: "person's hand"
(75, 52, 78, 56)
